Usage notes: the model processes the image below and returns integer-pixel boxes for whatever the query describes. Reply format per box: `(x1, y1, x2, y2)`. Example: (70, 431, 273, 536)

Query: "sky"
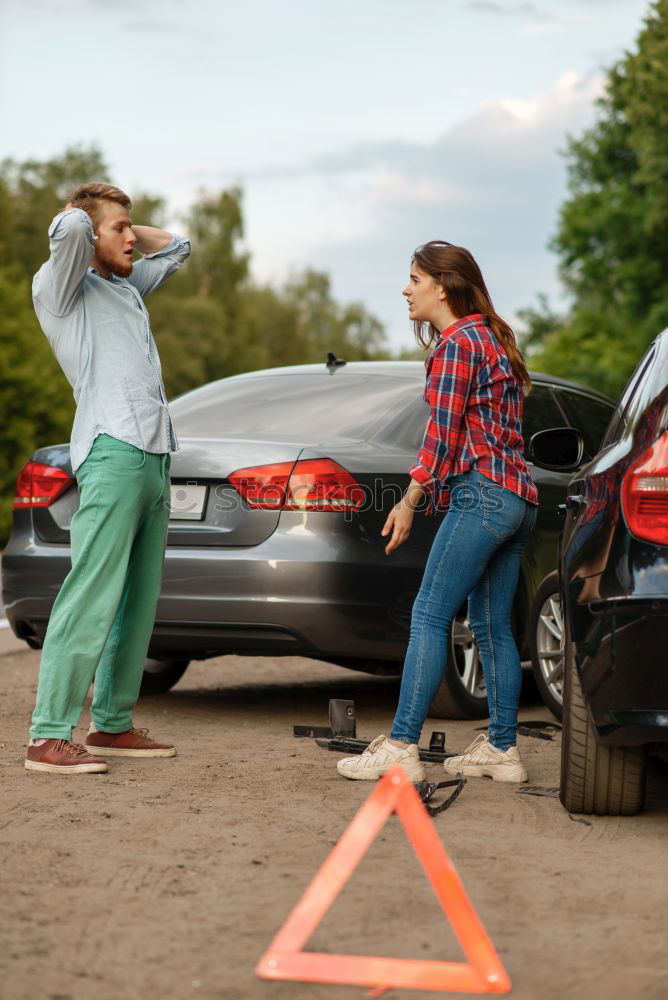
(0, 0, 652, 352)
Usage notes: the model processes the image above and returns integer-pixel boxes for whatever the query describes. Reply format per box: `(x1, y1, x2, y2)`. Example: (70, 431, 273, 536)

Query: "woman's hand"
(381, 478, 425, 554)
(381, 499, 415, 554)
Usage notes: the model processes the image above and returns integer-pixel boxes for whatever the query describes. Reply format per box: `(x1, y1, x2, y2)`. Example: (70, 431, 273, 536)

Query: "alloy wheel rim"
(536, 593, 565, 703)
(452, 618, 487, 698)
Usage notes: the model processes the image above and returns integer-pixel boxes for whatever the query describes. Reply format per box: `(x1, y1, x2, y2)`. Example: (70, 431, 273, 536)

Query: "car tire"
(529, 572, 564, 721)
(139, 657, 191, 696)
(560, 619, 645, 816)
(428, 617, 489, 720)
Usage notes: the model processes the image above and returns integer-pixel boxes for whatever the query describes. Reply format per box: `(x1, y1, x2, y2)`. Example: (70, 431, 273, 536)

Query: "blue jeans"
(390, 468, 538, 751)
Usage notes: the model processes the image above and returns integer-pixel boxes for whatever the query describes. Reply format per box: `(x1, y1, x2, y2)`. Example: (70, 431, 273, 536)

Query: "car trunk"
(30, 370, 424, 549)
(32, 439, 305, 548)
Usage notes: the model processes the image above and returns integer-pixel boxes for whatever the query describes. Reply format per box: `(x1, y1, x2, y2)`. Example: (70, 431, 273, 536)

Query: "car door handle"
(565, 494, 585, 509)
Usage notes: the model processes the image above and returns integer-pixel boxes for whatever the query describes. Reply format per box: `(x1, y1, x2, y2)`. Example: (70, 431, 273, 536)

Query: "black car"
(530, 329, 668, 815)
(2, 361, 614, 719)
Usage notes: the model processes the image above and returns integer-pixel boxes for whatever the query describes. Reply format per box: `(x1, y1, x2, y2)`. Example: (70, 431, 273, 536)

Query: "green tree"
(148, 187, 250, 389)
(1, 146, 109, 282)
(235, 269, 388, 374)
(0, 266, 75, 541)
(130, 193, 166, 230)
(149, 295, 229, 400)
(0, 148, 107, 543)
(523, 0, 668, 397)
(280, 269, 386, 362)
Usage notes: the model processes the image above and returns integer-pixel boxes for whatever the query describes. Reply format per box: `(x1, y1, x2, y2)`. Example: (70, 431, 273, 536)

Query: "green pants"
(30, 434, 171, 740)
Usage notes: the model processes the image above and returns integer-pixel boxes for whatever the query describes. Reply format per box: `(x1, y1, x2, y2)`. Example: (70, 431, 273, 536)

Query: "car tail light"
(13, 461, 74, 509)
(621, 431, 668, 545)
(227, 462, 293, 509)
(228, 459, 365, 512)
(283, 459, 365, 511)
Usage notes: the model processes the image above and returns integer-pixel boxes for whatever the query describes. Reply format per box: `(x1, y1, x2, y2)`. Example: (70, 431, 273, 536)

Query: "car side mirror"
(527, 427, 585, 471)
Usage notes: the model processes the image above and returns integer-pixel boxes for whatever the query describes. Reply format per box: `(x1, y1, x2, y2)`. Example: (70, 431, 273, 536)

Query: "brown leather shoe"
(86, 727, 176, 758)
(25, 739, 108, 774)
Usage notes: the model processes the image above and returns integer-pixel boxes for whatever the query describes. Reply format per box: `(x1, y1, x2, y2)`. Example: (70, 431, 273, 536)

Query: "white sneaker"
(443, 733, 528, 783)
(336, 734, 426, 782)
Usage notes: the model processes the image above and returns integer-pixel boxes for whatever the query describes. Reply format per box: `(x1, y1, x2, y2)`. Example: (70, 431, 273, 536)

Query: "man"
(25, 183, 190, 774)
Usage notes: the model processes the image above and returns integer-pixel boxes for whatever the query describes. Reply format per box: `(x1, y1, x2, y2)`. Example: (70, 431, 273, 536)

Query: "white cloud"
(466, 1, 550, 16)
(241, 69, 606, 349)
(365, 172, 460, 208)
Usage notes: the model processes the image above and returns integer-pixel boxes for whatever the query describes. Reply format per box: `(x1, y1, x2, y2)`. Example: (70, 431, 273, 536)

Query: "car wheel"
(139, 657, 191, 696)
(560, 618, 645, 816)
(428, 617, 488, 719)
(529, 572, 564, 720)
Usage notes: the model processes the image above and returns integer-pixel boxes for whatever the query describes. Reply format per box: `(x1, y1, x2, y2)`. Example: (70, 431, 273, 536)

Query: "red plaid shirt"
(409, 314, 538, 513)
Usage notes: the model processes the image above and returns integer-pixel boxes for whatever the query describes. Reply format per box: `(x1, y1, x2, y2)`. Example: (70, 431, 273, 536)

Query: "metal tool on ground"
(416, 775, 467, 817)
(517, 785, 560, 798)
(293, 697, 357, 740)
(517, 720, 562, 741)
(475, 719, 562, 741)
(294, 699, 456, 763)
(255, 766, 512, 994)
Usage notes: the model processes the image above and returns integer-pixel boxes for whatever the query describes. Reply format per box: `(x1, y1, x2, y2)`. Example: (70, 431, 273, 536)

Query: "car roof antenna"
(326, 352, 346, 374)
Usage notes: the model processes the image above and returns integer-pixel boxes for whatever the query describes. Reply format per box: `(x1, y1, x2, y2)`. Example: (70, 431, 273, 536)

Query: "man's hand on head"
(130, 225, 173, 256)
(63, 203, 98, 239)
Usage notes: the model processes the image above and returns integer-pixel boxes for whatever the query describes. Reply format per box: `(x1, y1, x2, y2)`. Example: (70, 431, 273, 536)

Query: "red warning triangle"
(256, 765, 511, 994)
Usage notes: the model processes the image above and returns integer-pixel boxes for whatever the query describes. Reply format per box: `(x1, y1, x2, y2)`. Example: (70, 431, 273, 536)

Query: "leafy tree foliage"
(0, 146, 391, 544)
(522, 0, 668, 398)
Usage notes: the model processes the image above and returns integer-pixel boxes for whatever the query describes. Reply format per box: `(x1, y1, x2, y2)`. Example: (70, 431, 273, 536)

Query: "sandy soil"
(1, 637, 667, 1000)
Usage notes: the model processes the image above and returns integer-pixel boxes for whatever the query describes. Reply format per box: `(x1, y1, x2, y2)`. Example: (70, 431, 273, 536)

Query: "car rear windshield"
(169, 373, 421, 439)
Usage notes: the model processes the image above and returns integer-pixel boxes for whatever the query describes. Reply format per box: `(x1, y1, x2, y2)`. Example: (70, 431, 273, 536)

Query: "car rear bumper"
(1, 517, 421, 666)
(577, 597, 668, 746)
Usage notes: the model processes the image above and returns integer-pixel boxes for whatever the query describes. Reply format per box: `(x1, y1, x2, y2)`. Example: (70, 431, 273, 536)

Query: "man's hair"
(68, 183, 132, 228)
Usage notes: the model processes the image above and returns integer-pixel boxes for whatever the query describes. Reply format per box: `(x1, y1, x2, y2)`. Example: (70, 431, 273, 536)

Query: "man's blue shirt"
(32, 207, 190, 474)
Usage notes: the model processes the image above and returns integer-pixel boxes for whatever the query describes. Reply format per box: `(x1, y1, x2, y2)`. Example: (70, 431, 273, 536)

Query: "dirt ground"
(1, 633, 667, 1000)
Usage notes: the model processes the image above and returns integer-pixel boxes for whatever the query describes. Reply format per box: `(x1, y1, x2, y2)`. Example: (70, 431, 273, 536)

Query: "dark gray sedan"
(2, 360, 615, 718)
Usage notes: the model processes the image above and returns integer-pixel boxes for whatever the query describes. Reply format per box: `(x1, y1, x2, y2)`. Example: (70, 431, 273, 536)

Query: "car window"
(522, 385, 568, 446)
(553, 390, 615, 461)
(600, 345, 656, 447)
(169, 373, 421, 439)
(383, 396, 430, 450)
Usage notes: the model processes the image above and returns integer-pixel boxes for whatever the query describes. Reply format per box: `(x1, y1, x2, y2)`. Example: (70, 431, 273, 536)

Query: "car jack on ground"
(293, 698, 456, 763)
(293, 699, 466, 816)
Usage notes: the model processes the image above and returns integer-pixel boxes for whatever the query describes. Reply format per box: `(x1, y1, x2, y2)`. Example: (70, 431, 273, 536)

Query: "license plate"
(169, 484, 208, 520)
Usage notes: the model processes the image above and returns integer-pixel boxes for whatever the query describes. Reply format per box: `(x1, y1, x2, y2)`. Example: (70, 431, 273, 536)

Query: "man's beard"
(96, 248, 133, 278)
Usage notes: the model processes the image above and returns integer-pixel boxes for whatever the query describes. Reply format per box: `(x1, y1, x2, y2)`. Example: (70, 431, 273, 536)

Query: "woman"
(337, 241, 539, 784)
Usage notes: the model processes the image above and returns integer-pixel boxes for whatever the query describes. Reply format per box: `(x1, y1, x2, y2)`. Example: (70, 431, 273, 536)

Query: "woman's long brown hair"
(411, 240, 531, 391)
